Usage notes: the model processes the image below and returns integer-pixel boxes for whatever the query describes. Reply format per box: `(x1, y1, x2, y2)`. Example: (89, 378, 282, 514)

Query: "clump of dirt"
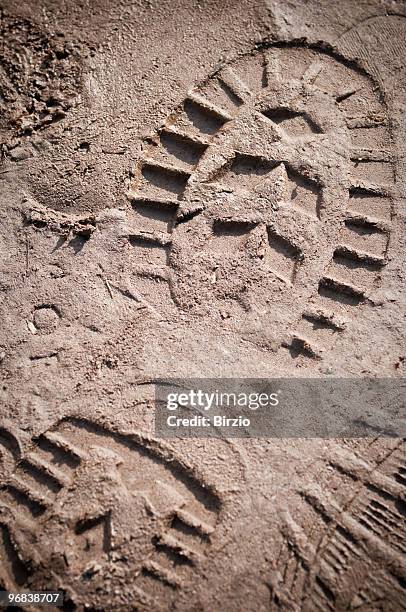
(23, 198, 96, 237)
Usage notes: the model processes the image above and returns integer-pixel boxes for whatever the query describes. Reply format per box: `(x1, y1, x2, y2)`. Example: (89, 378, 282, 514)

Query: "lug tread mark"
(139, 161, 191, 199)
(142, 158, 191, 178)
(161, 124, 210, 147)
(333, 245, 386, 268)
(348, 187, 392, 221)
(264, 49, 281, 86)
(41, 431, 87, 462)
(394, 471, 406, 486)
(284, 335, 322, 360)
(196, 75, 244, 114)
(23, 453, 72, 488)
(317, 526, 361, 587)
(8, 473, 54, 507)
(341, 216, 390, 259)
(328, 247, 386, 292)
(344, 214, 391, 234)
(312, 577, 336, 611)
(335, 88, 359, 103)
(368, 499, 405, 528)
(186, 91, 233, 123)
(212, 219, 255, 236)
(128, 231, 172, 248)
(289, 310, 345, 357)
(358, 502, 406, 554)
(130, 198, 179, 235)
(0, 428, 22, 462)
(318, 276, 365, 306)
(302, 310, 345, 332)
(355, 512, 399, 549)
(265, 228, 303, 285)
(133, 265, 169, 282)
(315, 566, 340, 595)
(322, 545, 347, 573)
(3, 479, 48, 517)
(262, 108, 323, 136)
(388, 453, 406, 486)
(157, 531, 201, 565)
(128, 234, 171, 268)
(142, 559, 182, 589)
(159, 130, 208, 169)
(350, 149, 394, 163)
(175, 508, 214, 536)
(217, 66, 252, 103)
(280, 510, 316, 568)
(0, 522, 31, 588)
(16, 459, 63, 496)
(351, 158, 395, 186)
(128, 194, 179, 208)
(334, 525, 361, 557)
(178, 99, 227, 137)
(0, 427, 22, 476)
(366, 502, 405, 550)
(349, 180, 395, 198)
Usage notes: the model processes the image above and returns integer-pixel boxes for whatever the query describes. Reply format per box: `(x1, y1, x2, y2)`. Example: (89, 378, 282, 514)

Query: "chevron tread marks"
(0, 417, 225, 608)
(127, 43, 396, 359)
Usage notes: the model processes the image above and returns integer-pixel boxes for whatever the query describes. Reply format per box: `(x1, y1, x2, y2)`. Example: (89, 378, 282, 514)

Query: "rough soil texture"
(0, 1, 405, 610)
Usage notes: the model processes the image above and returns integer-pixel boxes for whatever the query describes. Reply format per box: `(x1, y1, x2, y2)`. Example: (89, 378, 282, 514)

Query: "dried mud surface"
(0, 1, 405, 610)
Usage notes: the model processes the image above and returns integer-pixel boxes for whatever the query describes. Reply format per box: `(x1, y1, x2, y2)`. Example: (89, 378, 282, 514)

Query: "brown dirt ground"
(0, 1, 405, 610)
